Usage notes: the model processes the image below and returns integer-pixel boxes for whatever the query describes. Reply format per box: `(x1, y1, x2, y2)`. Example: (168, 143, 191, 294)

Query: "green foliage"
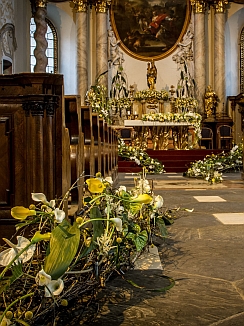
(44, 220, 80, 279)
(118, 138, 165, 174)
(185, 143, 243, 184)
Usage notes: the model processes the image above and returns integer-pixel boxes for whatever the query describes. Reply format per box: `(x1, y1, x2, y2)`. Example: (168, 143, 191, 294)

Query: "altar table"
(124, 120, 195, 150)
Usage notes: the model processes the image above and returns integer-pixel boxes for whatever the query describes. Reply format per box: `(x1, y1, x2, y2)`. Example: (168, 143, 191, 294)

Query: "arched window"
(30, 17, 58, 73)
(240, 26, 244, 93)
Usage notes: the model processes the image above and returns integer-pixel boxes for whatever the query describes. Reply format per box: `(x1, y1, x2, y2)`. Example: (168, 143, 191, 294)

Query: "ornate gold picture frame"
(110, 0, 191, 61)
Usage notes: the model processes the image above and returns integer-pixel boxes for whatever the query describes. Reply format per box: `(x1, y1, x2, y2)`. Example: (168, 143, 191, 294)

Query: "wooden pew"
(0, 73, 70, 242)
(64, 96, 84, 209)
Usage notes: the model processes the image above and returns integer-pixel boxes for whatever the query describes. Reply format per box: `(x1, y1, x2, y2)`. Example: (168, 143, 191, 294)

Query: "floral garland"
(118, 139, 165, 174)
(141, 112, 202, 140)
(185, 143, 243, 184)
(86, 84, 111, 123)
(0, 172, 176, 325)
(108, 97, 132, 112)
(174, 97, 198, 112)
(133, 89, 169, 102)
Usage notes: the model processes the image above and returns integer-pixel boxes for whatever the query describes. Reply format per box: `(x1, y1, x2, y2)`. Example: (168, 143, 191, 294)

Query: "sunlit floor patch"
(134, 246, 162, 270)
(193, 196, 226, 202)
(213, 213, 244, 224)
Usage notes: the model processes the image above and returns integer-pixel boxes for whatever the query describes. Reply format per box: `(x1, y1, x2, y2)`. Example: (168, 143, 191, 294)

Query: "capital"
(95, 0, 111, 13)
(73, 0, 87, 12)
(190, 0, 207, 13)
(213, 0, 229, 13)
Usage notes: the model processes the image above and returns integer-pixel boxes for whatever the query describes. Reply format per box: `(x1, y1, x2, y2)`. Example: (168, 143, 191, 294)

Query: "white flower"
(45, 278, 64, 297)
(31, 193, 49, 204)
(54, 208, 65, 223)
(110, 217, 122, 232)
(36, 269, 52, 286)
(153, 195, 164, 209)
(118, 185, 126, 192)
(105, 176, 113, 184)
(134, 158, 140, 165)
(117, 205, 124, 212)
(0, 236, 36, 267)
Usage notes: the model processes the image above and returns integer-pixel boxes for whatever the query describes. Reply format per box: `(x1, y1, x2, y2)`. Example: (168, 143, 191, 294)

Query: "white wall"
(14, 0, 31, 73)
(225, 4, 244, 97)
(121, 51, 179, 92)
(48, 3, 77, 95)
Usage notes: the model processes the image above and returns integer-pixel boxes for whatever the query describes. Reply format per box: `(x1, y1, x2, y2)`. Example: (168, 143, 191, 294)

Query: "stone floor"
(91, 172, 244, 326)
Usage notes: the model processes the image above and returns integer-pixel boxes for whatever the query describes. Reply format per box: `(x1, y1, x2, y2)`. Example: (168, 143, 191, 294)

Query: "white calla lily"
(118, 186, 126, 192)
(31, 193, 49, 204)
(105, 176, 113, 184)
(54, 208, 65, 223)
(35, 269, 52, 286)
(153, 195, 164, 209)
(45, 278, 64, 297)
(110, 217, 122, 232)
(0, 236, 36, 267)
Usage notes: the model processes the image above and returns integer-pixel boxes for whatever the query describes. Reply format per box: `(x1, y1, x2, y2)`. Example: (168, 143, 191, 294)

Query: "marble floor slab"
(213, 213, 244, 224)
(194, 195, 226, 202)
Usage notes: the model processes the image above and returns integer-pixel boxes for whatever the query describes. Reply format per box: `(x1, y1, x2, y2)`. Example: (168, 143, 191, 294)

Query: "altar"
(124, 119, 196, 150)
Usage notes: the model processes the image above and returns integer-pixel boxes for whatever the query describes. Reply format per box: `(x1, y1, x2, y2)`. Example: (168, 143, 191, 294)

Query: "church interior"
(0, 0, 244, 324)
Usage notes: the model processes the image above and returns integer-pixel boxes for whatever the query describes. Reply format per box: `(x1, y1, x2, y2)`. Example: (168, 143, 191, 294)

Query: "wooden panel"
(0, 74, 67, 241)
(0, 116, 11, 205)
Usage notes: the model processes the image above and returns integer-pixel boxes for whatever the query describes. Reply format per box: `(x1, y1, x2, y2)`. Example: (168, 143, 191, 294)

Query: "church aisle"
(92, 172, 244, 326)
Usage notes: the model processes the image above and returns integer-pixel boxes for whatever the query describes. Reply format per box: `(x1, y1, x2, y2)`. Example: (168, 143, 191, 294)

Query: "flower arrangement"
(185, 143, 243, 184)
(133, 89, 169, 102)
(174, 97, 198, 112)
(141, 112, 202, 140)
(118, 139, 165, 174)
(108, 97, 132, 112)
(86, 84, 111, 123)
(0, 172, 172, 325)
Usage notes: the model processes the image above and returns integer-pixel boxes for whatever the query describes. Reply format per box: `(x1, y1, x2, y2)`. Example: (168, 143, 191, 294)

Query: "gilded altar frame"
(110, 0, 191, 61)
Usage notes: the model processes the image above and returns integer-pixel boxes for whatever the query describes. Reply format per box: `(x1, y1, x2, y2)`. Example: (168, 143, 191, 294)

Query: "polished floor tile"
(213, 213, 244, 224)
(193, 196, 226, 202)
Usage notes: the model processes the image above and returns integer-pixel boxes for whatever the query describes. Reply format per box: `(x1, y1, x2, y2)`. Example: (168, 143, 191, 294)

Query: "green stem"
(0, 292, 34, 323)
(0, 242, 34, 280)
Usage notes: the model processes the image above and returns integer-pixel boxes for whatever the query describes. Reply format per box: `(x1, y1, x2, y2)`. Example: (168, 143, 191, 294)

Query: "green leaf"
(10, 262, 23, 282)
(156, 218, 168, 238)
(0, 278, 11, 294)
(127, 230, 148, 251)
(134, 230, 148, 251)
(90, 206, 104, 240)
(44, 220, 80, 279)
(0, 263, 23, 294)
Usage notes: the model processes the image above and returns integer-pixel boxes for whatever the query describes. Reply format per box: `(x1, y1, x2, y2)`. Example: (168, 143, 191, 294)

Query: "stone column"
(73, 0, 88, 105)
(34, 0, 48, 73)
(95, 1, 111, 88)
(213, 0, 229, 117)
(190, 0, 207, 114)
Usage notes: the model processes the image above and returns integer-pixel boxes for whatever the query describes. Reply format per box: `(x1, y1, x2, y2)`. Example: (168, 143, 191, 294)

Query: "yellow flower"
(86, 178, 105, 193)
(130, 194, 153, 204)
(11, 206, 36, 220)
(31, 231, 51, 243)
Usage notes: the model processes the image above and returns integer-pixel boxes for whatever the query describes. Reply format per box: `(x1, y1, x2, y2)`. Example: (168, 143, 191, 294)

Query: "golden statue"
(204, 85, 219, 119)
(147, 60, 157, 90)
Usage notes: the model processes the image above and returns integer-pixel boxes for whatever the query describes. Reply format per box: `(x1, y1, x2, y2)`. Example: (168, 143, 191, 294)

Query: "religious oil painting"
(110, 0, 191, 61)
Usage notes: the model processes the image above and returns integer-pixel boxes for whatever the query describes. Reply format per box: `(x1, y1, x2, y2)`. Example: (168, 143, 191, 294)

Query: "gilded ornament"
(73, 0, 87, 12)
(190, 0, 206, 13)
(214, 0, 229, 13)
(95, 0, 110, 13)
(35, 0, 48, 8)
